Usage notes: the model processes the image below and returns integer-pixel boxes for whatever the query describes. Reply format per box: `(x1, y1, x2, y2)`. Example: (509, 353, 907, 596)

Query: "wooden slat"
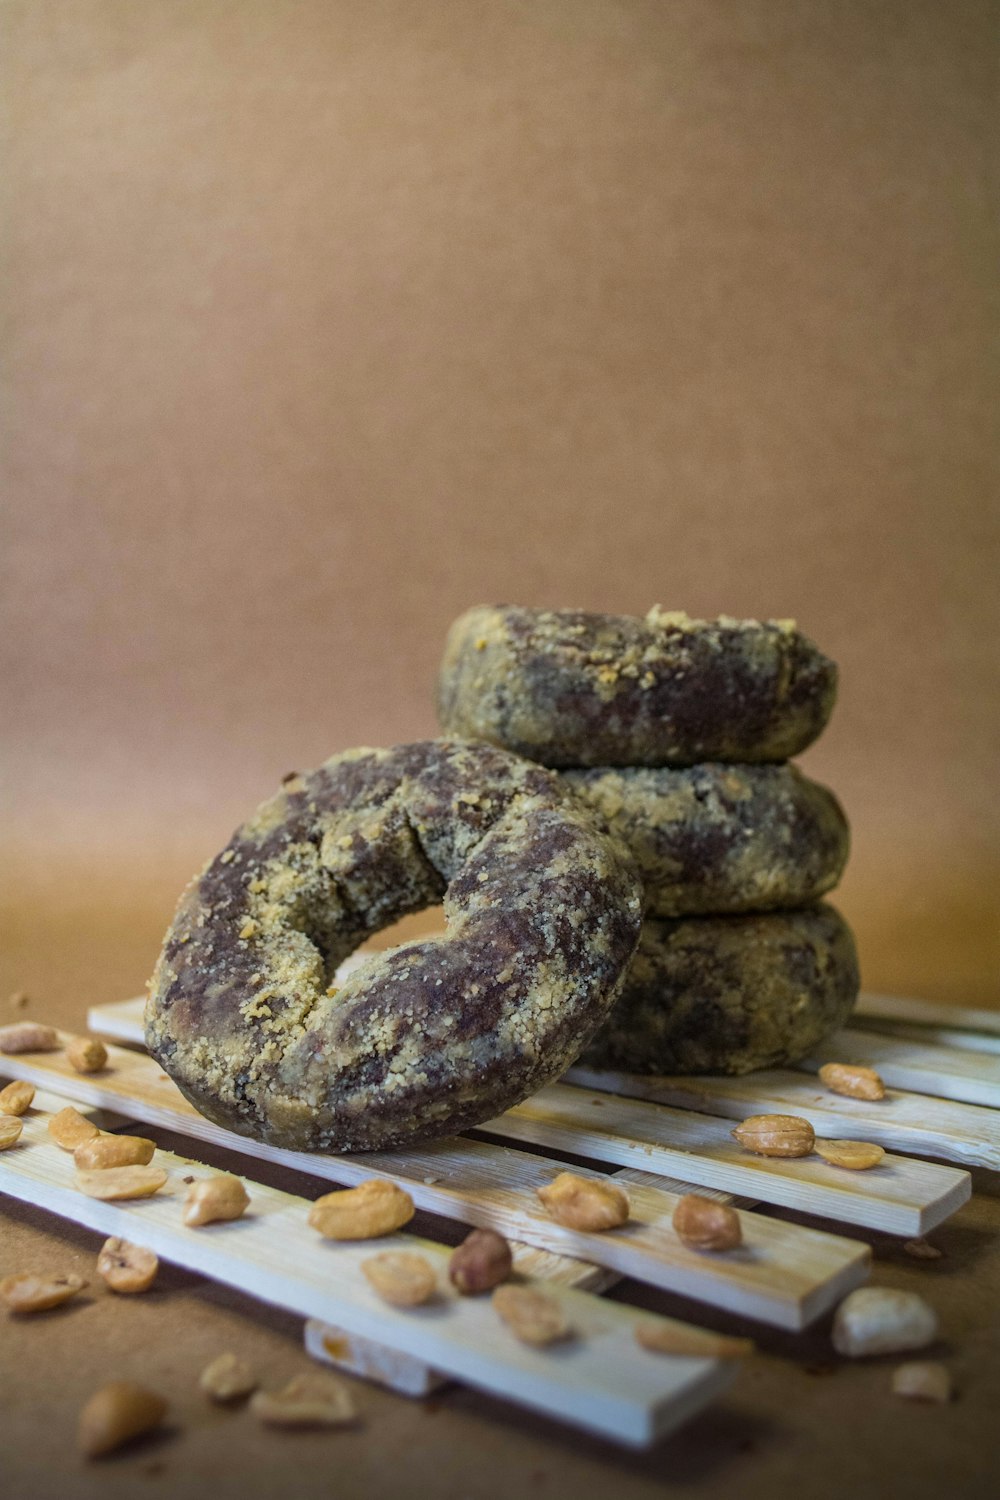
(567, 1065, 1000, 1172)
(0, 1036, 867, 1329)
(799, 1026, 1000, 1108)
(855, 991, 1000, 1036)
(851, 1015, 1000, 1057)
(0, 1104, 733, 1448)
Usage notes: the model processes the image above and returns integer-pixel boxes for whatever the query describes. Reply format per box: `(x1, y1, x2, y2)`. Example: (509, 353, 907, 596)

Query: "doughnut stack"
(436, 604, 858, 1076)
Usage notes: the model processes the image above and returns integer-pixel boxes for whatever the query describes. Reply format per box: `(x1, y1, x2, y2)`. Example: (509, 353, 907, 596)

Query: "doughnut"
(437, 604, 837, 768)
(564, 763, 849, 917)
(144, 740, 643, 1152)
(577, 904, 858, 1077)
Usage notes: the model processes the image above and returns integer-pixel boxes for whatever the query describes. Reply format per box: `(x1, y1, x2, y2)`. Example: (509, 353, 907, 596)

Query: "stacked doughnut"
(437, 604, 858, 1076)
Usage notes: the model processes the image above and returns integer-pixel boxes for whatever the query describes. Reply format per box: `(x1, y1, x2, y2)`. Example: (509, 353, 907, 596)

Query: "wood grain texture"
(800, 1026, 1000, 1108)
(855, 992, 1000, 1036)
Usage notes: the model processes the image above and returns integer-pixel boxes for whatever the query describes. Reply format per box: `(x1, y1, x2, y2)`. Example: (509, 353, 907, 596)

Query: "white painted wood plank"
(799, 1026, 1000, 1108)
(0, 1037, 867, 1328)
(0, 1105, 734, 1448)
(855, 991, 1000, 1036)
(566, 1065, 1000, 1173)
(851, 1016, 1000, 1057)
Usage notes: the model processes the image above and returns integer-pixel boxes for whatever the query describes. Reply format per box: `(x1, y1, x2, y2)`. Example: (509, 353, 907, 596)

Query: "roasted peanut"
(814, 1139, 885, 1170)
(97, 1238, 159, 1294)
(492, 1285, 571, 1346)
(199, 1352, 258, 1402)
(536, 1172, 629, 1232)
(672, 1194, 743, 1252)
(0, 1079, 34, 1115)
(361, 1251, 437, 1307)
(448, 1228, 513, 1294)
(818, 1062, 886, 1101)
(75, 1165, 168, 1201)
(903, 1238, 944, 1261)
(75, 1134, 156, 1171)
(832, 1287, 938, 1358)
(78, 1382, 167, 1458)
(66, 1036, 108, 1073)
(891, 1361, 952, 1403)
(1, 1270, 87, 1313)
(307, 1179, 414, 1240)
(635, 1321, 754, 1359)
(183, 1174, 250, 1227)
(0, 1116, 24, 1150)
(48, 1106, 101, 1150)
(732, 1114, 815, 1157)
(0, 1021, 59, 1054)
(250, 1373, 359, 1428)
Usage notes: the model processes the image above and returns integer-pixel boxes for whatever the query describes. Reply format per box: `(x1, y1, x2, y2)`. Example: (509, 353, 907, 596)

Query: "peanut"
(308, 1179, 414, 1240)
(492, 1285, 571, 1346)
(814, 1139, 885, 1170)
(448, 1228, 512, 1294)
(891, 1361, 952, 1403)
(250, 1373, 359, 1428)
(672, 1194, 743, 1252)
(732, 1114, 815, 1157)
(66, 1035, 109, 1073)
(0, 1079, 34, 1115)
(74, 1134, 156, 1171)
(1, 1270, 87, 1313)
(635, 1321, 754, 1359)
(361, 1251, 437, 1307)
(536, 1172, 629, 1232)
(0, 1021, 59, 1054)
(76, 1165, 168, 1201)
(78, 1382, 167, 1458)
(183, 1174, 250, 1227)
(904, 1238, 944, 1261)
(818, 1062, 886, 1101)
(0, 1116, 24, 1150)
(48, 1106, 101, 1150)
(832, 1287, 938, 1358)
(199, 1352, 258, 1402)
(97, 1238, 159, 1294)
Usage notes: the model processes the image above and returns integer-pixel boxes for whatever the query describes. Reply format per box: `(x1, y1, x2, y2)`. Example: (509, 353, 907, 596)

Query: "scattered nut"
(66, 1036, 109, 1073)
(48, 1106, 101, 1150)
(0, 1021, 59, 1054)
(361, 1251, 437, 1307)
(183, 1174, 250, 1227)
(199, 1352, 259, 1402)
(904, 1238, 944, 1261)
(492, 1285, 571, 1346)
(536, 1172, 629, 1232)
(818, 1062, 886, 1101)
(75, 1166, 169, 1201)
(0, 1116, 24, 1150)
(732, 1114, 815, 1157)
(250, 1373, 359, 1428)
(891, 1360, 952, 1403)
(1, 1270, 87, 1313)
(814, 1139, 886, 1170)
(75, 1134, 156, 1171)
(78, 1381, 167, 1458)
(634, 1321, 754, 1359)
(307, 1179, 415, 1240)
(448, 1228, 513, 1294)
(832, 1287, 938, 1358)
(0, 1079, 35, 1115)
(672, 1194, 743, 1252)
(97, 1238, 159, 1294)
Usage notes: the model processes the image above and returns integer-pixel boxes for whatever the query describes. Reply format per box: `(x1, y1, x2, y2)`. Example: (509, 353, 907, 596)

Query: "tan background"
(1, 4, 999, 1497)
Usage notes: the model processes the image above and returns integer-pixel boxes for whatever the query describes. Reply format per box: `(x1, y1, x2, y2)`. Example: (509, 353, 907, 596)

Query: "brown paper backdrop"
(3, 0, 998, 1007)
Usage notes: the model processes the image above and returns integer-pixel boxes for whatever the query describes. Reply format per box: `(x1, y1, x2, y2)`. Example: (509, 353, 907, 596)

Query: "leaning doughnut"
(564, 763, 849, 917)
(577, 905, 858, 1077)
(145, 740, 643, 1152)
(437, 605, 837, 767)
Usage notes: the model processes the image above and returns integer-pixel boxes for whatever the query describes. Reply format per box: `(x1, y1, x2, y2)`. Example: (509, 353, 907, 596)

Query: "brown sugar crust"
(144, 741, 643, 1152)
(579, 904, 858, 1076)
(564, 763, 849, 917)
(437, 605, 837, 768)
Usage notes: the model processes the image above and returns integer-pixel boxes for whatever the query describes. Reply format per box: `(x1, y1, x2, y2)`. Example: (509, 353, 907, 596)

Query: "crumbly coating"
(145, 741, 643, 1152)
(564, 763, 849, 917)
(580, 904, 858, 1076)
(437, 605, 837, 768)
